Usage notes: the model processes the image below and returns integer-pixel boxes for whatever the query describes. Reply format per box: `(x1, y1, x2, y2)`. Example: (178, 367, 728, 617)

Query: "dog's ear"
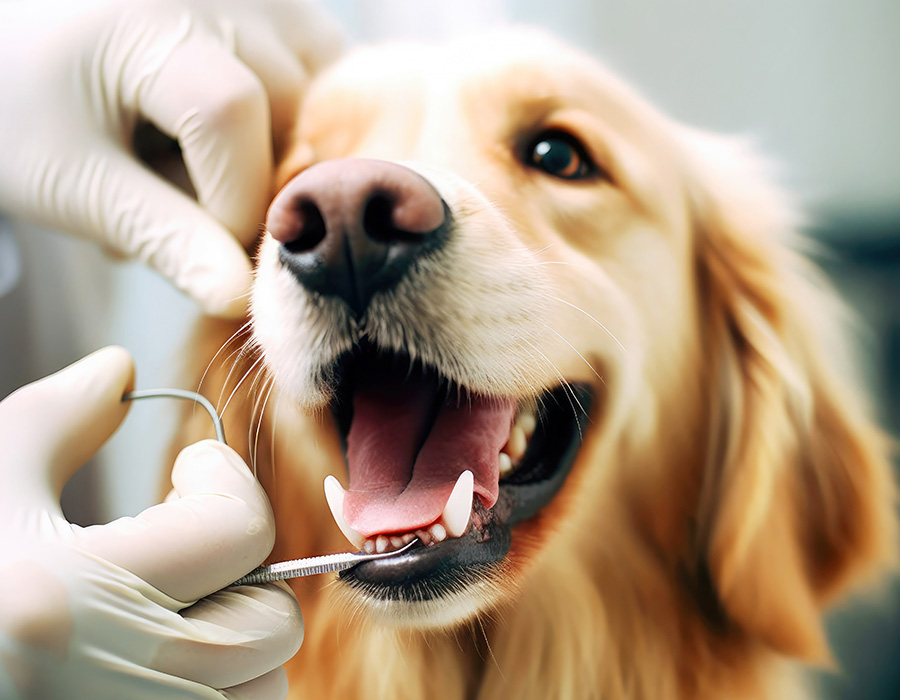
(685, 132, 897, 663)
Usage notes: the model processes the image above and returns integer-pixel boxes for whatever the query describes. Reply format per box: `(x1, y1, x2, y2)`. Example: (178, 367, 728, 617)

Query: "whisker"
(544, 326, 606, 386)
(505, 243, 552, 257)
(520, 338, 573, 400)
(257, 377, 276, 474)
(520, 338, 588, 437)
(475, 616, 505, 680)
(244, 355, 272, 427)
(550, 296, 627, 356)
(215, 338, 258, 413)
(522, 343, 588, 446)
(220, 353, 266, 419)
(197, 320, 253, 397)
(267, 387, 284, 507)
(250, 373, 275, 476)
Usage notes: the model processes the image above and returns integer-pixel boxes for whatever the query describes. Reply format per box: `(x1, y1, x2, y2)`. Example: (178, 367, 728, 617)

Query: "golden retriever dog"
(172, 29, 897, 700)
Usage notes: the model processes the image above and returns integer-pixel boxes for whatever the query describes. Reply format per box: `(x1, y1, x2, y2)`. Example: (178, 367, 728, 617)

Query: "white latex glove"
(0, 0, 342, 317)
(0, 347, 304, 699)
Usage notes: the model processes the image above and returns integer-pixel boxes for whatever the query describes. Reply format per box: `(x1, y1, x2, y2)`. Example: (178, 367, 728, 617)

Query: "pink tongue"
(343, 374, 515, 537)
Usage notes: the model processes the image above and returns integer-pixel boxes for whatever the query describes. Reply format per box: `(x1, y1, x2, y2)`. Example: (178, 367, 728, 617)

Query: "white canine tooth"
(507, 426, 527, 462)
(441, 470, 473, 537)
(376, 535, 389, 553)
(323, 476, 366, 550)
(499, 452, 513, 476)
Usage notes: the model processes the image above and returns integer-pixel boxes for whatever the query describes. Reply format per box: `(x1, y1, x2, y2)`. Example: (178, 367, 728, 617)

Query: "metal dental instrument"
(231, 538, 418, 585)
(123, 388, 226, 444)
(122, 388, 419, 585)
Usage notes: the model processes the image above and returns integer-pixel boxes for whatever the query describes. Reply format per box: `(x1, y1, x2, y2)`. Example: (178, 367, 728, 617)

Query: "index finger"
(138, 39, 272, 247)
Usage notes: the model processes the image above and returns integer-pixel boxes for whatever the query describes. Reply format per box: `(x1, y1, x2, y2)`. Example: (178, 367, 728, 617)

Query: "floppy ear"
(686, 132, 897, 663)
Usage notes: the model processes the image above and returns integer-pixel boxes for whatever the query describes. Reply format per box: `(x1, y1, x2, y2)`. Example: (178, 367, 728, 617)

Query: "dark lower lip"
(339, 520, 510, 600)
(340, 385, 593, 600)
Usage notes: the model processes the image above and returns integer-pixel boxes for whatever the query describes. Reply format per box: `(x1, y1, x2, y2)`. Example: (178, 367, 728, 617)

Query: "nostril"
(362, 189, 446, 245)
(363, 193, 406, 244)
(283, 199, 327, 253)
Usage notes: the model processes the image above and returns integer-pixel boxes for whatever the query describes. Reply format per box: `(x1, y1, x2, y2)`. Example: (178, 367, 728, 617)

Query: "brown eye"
(526, 131, 595, 180)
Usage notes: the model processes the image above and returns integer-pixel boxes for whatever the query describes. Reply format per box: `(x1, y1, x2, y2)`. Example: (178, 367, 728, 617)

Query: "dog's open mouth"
(321, 342, 591, 601)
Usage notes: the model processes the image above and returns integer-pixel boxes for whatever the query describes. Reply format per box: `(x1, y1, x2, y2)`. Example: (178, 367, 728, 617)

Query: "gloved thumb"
(0, 346, 134, 512)
(79, 440, 276, 603)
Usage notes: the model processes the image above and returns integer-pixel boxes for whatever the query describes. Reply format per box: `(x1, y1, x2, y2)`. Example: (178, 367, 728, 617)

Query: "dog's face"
(248, 29, 894, 653)
(256, 31, 694, 400)
(252, 30, 683, 623)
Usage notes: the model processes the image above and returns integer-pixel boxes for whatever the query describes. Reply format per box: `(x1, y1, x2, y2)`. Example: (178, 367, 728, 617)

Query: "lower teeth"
(362, 506, 486, 553)
(364, 524, 446, 553)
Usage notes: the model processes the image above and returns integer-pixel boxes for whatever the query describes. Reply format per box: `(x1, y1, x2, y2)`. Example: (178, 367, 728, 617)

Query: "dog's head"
(249, 29, 895, 654)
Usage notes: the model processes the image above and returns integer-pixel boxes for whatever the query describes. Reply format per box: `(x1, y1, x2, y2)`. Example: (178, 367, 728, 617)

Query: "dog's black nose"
(267, 158, 449, 316)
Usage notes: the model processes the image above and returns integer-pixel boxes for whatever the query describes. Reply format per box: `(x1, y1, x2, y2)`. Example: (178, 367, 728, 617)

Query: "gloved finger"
(78, 441, 275, 602)
(96, 145, 252, 317)
(264, 0, 345, 76)
(0, 346, 133, 513)
(155, 582, 302, 690)
(222, 667, 289, 700)
(229, 23, 310, 160)
(138, 38, 272, 248)
(228, 1, 345, 162)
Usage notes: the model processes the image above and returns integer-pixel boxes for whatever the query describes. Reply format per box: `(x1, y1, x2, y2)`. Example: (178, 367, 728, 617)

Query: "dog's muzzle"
(267, 158, 451, 317)
(258, 158, 591, 612)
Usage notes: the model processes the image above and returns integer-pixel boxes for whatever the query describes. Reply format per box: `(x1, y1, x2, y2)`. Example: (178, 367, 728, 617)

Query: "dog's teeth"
(441, 470, 473, 537)
(342, 472, 474, 553)
(505, 425, 527, 462)
(323, 476, 366, 550)
(429, 522, 447, 543)
(499, 451, 514, 477)
(517, 411, 537, 439)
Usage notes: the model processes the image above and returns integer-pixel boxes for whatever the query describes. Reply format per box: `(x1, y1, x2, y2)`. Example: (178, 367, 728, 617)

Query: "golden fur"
(172, 29, 897, 700)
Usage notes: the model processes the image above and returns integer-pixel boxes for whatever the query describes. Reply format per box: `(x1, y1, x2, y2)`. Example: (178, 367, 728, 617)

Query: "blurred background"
(0, 0, 897, 696)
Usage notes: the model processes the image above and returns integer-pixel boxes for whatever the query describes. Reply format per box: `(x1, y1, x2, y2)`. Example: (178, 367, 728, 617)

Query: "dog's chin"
(311, 342, 593, 629)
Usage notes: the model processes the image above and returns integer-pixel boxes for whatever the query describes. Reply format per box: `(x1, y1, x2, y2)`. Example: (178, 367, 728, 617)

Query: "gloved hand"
(0, 0, 342, 317)
(0, 347, 303, 699)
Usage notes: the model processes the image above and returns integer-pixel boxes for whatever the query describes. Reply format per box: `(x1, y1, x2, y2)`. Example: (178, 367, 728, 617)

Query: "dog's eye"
(526, 131, 596, 181)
